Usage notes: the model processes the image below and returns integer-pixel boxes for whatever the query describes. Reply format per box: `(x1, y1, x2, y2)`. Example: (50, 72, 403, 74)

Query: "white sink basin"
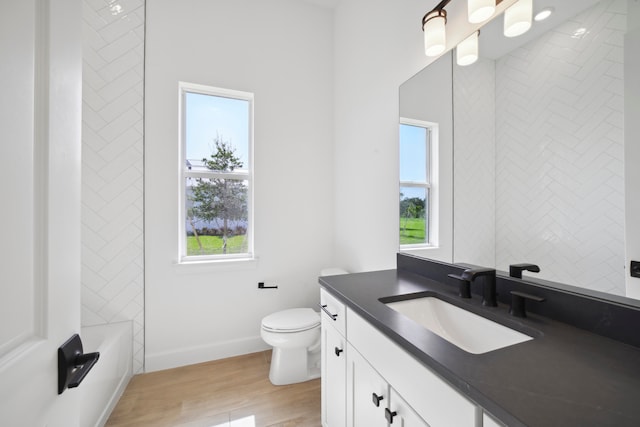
(385, 297, 532, 354)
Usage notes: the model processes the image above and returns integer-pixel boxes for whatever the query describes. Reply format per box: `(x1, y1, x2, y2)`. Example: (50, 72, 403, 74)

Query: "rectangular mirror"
(400, 0, 640, 301)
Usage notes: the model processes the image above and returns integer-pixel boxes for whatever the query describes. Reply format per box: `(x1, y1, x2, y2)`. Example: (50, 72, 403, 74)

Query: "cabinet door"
(322, 319, 347, 427)
(347, 344, 388, 427)
(388, 388, 431, 427)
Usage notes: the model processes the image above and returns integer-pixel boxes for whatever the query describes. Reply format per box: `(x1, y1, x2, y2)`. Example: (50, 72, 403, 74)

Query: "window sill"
(173, 256, 259, 274)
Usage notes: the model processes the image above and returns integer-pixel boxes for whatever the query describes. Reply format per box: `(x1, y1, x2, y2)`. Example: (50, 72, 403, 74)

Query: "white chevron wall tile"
(99, 13, 144, 45)
(98, 225, 143, 262)
(97, 31, 141, 63)
(82, 22, 108, 52)
(99, 109, 141, 143)
(97, 69, 142, 104)
(81, 266, 108, 293)
(82, 305, 107, 326)
(82, 81, 108, 111)
(81, 194, 109, 221)
(98, 49, 143, 83)
(82, 0, 145, 373)
(99, 128, 142, 162)
(97, 167, 143, 201)
(83, 61, 108, 90)
(99, 213, 142, 250)
(82, 50, 108, 75)
(82, 101, 108, 130)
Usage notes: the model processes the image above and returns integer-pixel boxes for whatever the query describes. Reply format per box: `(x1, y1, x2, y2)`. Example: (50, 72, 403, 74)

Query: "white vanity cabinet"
(321, 289, 347, 427)
(320, 287, 481, 427)
(347, 343, 429, 427)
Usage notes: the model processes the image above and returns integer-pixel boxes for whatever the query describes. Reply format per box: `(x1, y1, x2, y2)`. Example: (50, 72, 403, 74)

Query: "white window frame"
(178, 82, 254, 263)
(399, 117, 439, 249)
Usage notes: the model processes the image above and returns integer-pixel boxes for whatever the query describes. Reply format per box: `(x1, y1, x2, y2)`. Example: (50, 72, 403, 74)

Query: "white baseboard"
(144, 335, 270, 372)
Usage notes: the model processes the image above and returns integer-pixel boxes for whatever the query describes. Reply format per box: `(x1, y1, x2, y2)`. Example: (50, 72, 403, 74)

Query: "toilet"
(260, 268, 348, 386)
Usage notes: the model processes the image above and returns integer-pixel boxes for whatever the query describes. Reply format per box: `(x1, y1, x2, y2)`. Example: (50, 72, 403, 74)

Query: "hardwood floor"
(106, 351, 321, 427)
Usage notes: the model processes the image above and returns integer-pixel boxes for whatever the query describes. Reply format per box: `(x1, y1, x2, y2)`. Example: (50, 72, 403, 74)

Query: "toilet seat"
(261, 308, 320, 333)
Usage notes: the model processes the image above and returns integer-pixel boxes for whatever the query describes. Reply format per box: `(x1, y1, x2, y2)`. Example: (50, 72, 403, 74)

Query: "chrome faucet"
(461, 268, 497, 307)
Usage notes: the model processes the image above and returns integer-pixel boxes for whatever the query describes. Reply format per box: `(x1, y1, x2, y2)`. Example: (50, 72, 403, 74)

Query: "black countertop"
(319, 268, 640, 427)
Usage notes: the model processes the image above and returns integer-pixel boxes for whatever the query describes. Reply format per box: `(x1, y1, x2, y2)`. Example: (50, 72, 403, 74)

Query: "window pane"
(400, 187, 428, 245)
(399, 124, 429, 182)
(186, 177, 249, 256)
(185, 92, 249, 172)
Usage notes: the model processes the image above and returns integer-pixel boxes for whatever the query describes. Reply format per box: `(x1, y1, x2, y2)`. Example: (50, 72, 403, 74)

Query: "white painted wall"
(144, 0, 335, 371)
(625, 0, 640, 297)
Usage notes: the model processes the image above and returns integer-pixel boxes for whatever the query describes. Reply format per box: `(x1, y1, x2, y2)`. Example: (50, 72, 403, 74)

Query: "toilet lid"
(262, 308, 320, 332)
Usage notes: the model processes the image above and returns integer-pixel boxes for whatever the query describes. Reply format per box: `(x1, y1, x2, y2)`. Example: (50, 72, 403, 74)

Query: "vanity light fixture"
(534, 6, 554, 21)
(468, 0, 495, 24)
(456, 30, 480, 66)
(504, 0, 533, 37)
(423, 2, 450, 57)
(422, 0, 533, 60)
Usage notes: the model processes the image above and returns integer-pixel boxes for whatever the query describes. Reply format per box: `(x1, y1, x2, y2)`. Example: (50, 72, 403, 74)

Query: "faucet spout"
(461, 268, 497, 307)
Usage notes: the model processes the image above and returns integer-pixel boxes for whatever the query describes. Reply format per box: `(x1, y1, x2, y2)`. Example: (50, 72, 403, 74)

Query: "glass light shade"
(504, 0, 532, 37)
(456, 31, 479, 66)
(423, 12, 447, 57)
(468, 0, 495, 24)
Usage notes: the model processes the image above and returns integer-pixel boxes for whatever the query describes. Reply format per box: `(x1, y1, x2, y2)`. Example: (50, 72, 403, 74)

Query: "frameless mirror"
(400, 0, 640, 302)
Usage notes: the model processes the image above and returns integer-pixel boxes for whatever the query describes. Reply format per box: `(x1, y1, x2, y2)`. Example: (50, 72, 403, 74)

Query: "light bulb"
(504, 0, 532, 38)
(468, 0, 495, 24)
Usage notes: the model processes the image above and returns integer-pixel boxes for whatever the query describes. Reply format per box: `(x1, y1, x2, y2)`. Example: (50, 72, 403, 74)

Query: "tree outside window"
(181, 83, 253, 260)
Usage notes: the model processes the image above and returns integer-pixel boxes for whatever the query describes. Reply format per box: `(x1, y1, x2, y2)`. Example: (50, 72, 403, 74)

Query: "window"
(179, 82, 253, 261)
(399, 118, 436, 248)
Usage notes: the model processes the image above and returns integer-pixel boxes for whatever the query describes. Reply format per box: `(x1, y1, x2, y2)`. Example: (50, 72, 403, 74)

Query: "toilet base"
(269, 347, 320, 386)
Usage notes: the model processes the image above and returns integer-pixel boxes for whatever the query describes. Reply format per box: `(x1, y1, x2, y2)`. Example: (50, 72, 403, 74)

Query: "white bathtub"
(80, 321, 133, 427)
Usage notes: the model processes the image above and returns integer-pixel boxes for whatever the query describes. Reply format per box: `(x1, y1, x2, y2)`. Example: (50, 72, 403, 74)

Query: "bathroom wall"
(144, 0, 335, 371)
(81, 0, 145, 373)
(493, 0, 626, 294)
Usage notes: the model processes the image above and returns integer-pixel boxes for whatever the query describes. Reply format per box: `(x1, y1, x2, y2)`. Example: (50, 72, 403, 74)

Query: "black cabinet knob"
(371, 392, 384, 407)
(334, 347, 344, 357)
(385, 408, 397, 424)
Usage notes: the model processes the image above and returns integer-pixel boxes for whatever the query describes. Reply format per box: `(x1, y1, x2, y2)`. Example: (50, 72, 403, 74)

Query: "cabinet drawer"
(348, 308, 479, 427)
(320, 288, 346, 336)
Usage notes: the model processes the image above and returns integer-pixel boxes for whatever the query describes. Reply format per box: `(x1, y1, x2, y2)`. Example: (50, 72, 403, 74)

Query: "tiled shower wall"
(81, 0, 145, 372)
(494, 0, 626, 294)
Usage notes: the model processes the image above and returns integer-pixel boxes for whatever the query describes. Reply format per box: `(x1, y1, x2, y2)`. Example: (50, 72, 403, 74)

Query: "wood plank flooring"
(106, 351, 321, 427)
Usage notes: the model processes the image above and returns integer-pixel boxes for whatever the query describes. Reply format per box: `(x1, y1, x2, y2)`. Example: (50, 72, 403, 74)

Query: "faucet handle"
(448, 274, 471, 299)
(509, 263, 541, 279)
(509, 291, 545, 318)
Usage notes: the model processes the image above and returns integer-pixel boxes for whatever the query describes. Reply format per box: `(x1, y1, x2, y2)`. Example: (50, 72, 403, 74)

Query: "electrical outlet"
(631, 261, 640, 278)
